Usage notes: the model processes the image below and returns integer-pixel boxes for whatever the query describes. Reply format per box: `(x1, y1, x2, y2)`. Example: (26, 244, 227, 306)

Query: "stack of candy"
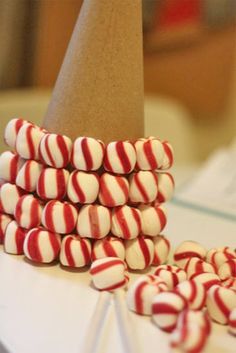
(123, 240, 236, 353)
(0, 118, 174, 270)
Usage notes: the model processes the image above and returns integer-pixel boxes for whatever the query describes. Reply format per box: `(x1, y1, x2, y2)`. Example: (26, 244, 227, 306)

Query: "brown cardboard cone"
(42, 0, 144, 142)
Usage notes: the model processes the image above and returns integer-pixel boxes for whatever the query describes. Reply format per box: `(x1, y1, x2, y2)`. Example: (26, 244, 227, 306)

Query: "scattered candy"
(229, 308, 236, 336)
(175, 280, 206, 310)
(218, 259, 236, 280)
(184, 257, 216, 280)
(59, 235, 91, 267)
(67, 170, 99, 204)
(127, 274, 168, 315)
(191, 272, 221, 291)
(154, 265, 187, 290)
(90, 257, 129, 291)
(174, 241, 207, 269)
(206, 246, 236, 270)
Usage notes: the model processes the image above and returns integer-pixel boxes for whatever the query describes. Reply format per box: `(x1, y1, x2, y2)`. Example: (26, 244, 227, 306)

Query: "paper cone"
(42, 0, 144, 142)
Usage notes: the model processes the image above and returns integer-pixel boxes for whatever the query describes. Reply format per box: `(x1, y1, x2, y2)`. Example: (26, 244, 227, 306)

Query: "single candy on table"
(91, 236, 125, 261)
(152, 291, 187, 332)
(39, 133, 72, 168)
(152, 235, 170, 266)
(206, 284, 236, 324)
(37, 167, 69, 200)
(174, 241, 207, 269)
(111, 205, 142, 239)
(0, 151, 24, 183)
(229, 308, 236, 336)
(42, 200, 78, 234)
(16, 160, 43, 192)
(218, 259, 236, 280)
(71, 137, 104, 171)
(59, 235, 91, 267)
(4, 118, 27, 149)
(16, 122, 45, 160)
(0, 183, 24, 215)
(98, 173, 129, 207)
(175, 280, 206, 310)
(129, 171, 158, 203)
(139, 204, 167, 236)
(176, 309, 211, 335)
(222, 277, 236, 291)
(126, 274, 168, 315)
(90, 257, 129, 291)
(191, 272, 221, 291)
(4, 220, 27, 255)
(67, 170, 99, 204)
(23, 227, 61, 263)
(155, 172, 175, 204)
(184, 257, 216, 280)
(77, 204, 111, 239)
(103, 141, 136, 174)
(154, 265, 187, 290)
(206, 246, 236, 270)
(125, 236, 154, 270)
(14, 194, 42, 229)
(0, 213, 12, 244)
(134, 137, 164, 171)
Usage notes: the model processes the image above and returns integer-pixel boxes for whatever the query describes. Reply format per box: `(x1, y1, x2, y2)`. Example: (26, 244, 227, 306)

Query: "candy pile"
(0, 118, 174, 269)
(123, 241, 236, 353)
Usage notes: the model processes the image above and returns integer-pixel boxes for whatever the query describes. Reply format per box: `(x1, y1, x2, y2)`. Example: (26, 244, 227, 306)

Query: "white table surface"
(0, 167, 236, 353)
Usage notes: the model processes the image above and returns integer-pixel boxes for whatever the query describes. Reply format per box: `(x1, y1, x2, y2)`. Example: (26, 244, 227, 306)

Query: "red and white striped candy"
(222, 277, 236, 290)
(206, 285, 236, 324)
(152, 291, 187, 332)
(185, 257, 216, 280)
(176, 309, 211, 334)
(127, 274, 168, 315)
(229, 308, 236, 336)
(90, 257, 129, 291)
(134, 137, 164, 171)
(91, 236, 125, 261)
(23, 227, 61, 263)
(103, 141, 136, 174)
(155, 172, 174, 203)
(4, 220, 27, 255)
(42, 200, 78, 234)
(77, 204, 111, 239)
(192, 272, 221, 291)
(71, 137, 104, 171)
(16, 122, 45, 160)
(154, 265, 187, 289)
(152, 235, 170, 266)
(175, 280, 206, 310)
(206, 246, 236, 270)
(139, 204, 167, 236)
(67, 171, 99, 204)
(59, 235, 91, 267)
(14, 195, 42, 229)
(0, 183, 24, 215)
(174, 241, 207, 269)
(16, 160, 43, 192)
(129, 171, 158, 203)
(159, 141, 174, 170)
(37, 168, 69, 200)
(4, 118, 27, 149)
(0, 213, 12, 244)
(125, 236, 154, 270)
(39, 133, 72, 168)
(111, 205, 142, 239)
(218, 259, 236, 280)
(98, 173, 129, 207)
(0, 151, 24, 183)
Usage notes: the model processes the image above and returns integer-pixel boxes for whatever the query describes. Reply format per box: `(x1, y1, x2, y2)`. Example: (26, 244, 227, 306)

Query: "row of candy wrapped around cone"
(0, 118, 173, 270)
